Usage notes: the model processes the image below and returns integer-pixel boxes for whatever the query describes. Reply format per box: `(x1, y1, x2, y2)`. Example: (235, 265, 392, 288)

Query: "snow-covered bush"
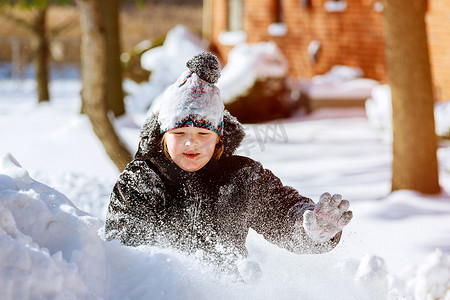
(217, 42, 296, 122)
(217, 41, 289, 104)
(125, 25, 206, 114)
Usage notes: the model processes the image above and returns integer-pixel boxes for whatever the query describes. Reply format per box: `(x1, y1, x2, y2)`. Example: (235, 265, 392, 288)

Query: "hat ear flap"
(136, 113, 163, 159)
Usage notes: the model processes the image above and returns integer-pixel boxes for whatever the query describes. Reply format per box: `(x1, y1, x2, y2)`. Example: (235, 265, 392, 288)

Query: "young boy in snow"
(105, 52, 353, 272)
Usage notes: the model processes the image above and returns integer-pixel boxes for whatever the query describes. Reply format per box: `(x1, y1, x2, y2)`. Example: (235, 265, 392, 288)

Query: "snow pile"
(331, 249, 449, 300)
(0, 153, 106, 299)
(303, 65, 380, 101)
(140, 25, 205, 80)
(390, 249, 450, 300)
(435, 101, 450, 138)
(354, 255, 390, 299)
(365, 84, 450, 138)
(0, 153, 213, 299)
(365, 84, 392, 132)
(355, 190, 450, 299)
(312, 65, 364, 83)
(31, 171, 113, 222)
(0, 153, 332, 299)
(3, 151, 450, 299)
(410, 249, 450, 300)
(217, 41, 288, 104)
(125, 25, 206, 114)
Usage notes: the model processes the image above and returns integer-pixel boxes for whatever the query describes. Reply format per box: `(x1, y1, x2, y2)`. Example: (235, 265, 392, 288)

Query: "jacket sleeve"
(104, 160, 166, 246)
(243, 158, 341, 254)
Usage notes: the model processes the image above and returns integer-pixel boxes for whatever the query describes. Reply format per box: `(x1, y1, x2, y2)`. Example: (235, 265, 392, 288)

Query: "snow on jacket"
(104, 111, 341, 268)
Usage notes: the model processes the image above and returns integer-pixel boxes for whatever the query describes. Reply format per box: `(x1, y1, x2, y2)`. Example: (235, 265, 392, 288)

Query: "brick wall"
(427, 0, 450, 101)
(210, 0, 450, 101)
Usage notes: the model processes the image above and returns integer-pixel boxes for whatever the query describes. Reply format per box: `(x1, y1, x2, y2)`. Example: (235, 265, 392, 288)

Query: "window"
(220, 0, 245, 45)
(228, 0, 243, 31)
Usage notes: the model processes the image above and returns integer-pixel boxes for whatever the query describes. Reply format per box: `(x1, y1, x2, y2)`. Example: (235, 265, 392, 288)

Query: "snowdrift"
(0, 153, 106, 299)
(1, 153, 450, 299)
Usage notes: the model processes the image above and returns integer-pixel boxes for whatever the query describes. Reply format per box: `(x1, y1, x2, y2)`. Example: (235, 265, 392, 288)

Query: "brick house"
(204, 0, 450, 101)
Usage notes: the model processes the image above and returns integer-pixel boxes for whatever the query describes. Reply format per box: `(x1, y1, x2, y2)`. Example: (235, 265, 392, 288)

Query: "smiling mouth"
(183, 153, 200, 158)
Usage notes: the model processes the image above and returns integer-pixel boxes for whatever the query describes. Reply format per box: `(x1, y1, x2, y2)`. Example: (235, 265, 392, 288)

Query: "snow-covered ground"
(1, 78, 450, 299)
(1, 29, 450, 299)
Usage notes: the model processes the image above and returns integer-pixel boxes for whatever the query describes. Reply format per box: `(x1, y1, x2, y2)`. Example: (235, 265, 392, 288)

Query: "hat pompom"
(186, 52, 221, 84)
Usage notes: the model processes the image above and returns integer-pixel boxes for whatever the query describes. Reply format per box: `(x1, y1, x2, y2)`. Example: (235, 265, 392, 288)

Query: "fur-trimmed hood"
(135, 110, 246, 160)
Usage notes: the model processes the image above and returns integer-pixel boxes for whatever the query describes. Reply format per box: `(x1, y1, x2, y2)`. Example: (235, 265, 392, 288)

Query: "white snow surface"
(1, 35, 450, 298)
(217, 41, 289, 104)
(303, 65, 380, 101)
(1, 80, 450, 299)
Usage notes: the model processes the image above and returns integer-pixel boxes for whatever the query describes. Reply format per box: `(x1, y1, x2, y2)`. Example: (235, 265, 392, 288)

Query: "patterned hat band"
(160, 114, 223, 136)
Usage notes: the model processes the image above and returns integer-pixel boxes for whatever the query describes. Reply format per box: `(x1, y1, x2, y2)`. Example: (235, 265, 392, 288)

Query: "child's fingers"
(338, 211, 353, 227)
(330, 194, 342, 208)
(337, 199, 350, 214)
(316, 192, 331, 210)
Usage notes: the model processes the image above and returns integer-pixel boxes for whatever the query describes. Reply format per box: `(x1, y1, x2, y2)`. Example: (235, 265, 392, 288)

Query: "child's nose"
(185, 134, 197, 147)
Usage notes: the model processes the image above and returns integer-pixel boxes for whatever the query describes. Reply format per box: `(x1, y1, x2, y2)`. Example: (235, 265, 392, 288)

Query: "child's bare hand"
(302, 192, 353, 243)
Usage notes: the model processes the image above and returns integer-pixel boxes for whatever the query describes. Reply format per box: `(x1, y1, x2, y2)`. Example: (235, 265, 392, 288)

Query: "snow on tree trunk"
(381, 0, 440, 194)
(75, 0, 132, 171)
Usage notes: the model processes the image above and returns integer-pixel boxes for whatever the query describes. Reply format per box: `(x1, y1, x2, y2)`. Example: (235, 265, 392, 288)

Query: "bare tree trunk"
(100, 0, 125, 117)
(31, 8, 50, 103)
(1, 5, 78, 103)
(381, 0, 440, 194)
(75, 0, 132, 171)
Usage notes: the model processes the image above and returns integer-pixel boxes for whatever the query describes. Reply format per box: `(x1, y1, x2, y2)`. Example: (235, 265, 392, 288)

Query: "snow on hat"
(158, 52, 224, 135)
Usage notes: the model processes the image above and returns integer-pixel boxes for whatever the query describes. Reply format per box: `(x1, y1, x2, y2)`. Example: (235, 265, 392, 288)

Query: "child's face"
(165, 127, 220, 172)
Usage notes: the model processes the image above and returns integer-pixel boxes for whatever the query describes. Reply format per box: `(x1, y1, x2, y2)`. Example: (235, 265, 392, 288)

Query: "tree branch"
(49, 15, 78, 37)
(0, 8, 34, 31)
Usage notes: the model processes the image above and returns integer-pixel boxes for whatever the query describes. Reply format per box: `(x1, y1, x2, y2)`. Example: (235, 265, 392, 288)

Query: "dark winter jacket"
(105, 111, 341, 269)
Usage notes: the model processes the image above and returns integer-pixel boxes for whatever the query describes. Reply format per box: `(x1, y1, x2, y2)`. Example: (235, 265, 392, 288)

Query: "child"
(105, 52, 352, 272)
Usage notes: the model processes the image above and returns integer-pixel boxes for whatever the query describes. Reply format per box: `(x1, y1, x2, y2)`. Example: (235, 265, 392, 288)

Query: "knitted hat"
(158, 52, 224, 135)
